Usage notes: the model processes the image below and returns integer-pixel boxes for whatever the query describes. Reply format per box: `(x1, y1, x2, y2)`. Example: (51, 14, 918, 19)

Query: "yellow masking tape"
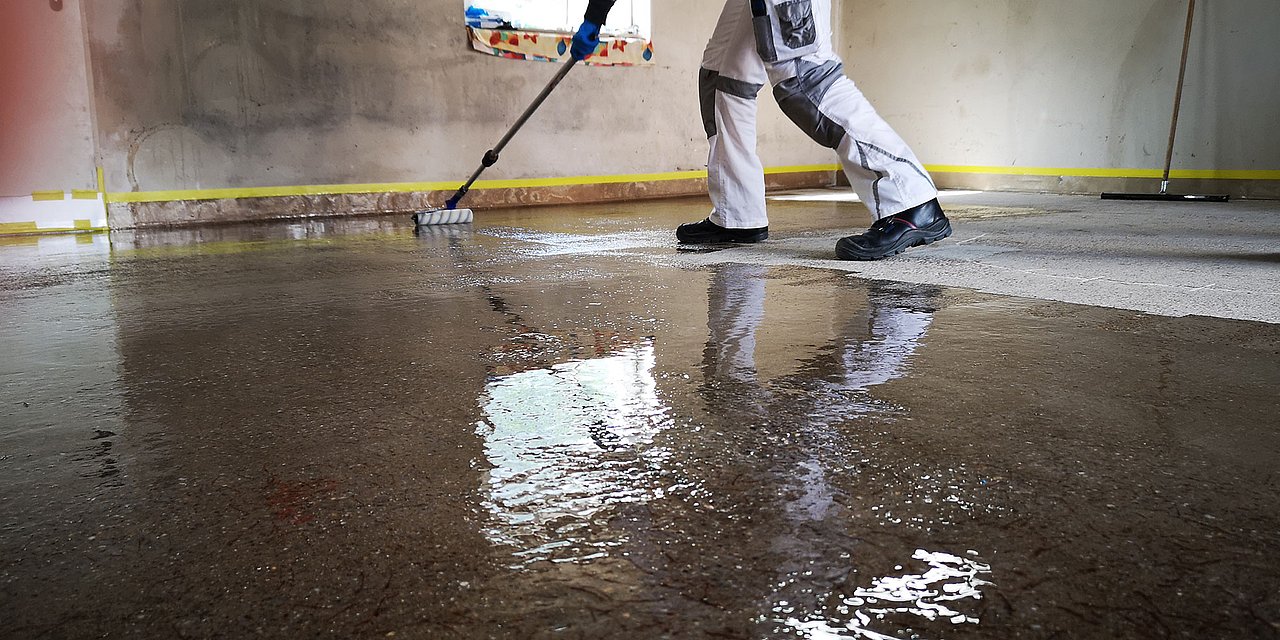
(1164, 169, 1280, 180)
(0, 222, 41, 234)
(31, 191, 66, 201)
(99, 164, 1278, 205)
(107, 181, 459, 204)
(926, 165, 1280, 180)
(765, 164, 842, 174)
(926, 165, 1161, 178)
(103, 166, 845, 204)
(0, 221, 107, 236)
(72, 190, 99, 200)
(97, 166, 111, 219)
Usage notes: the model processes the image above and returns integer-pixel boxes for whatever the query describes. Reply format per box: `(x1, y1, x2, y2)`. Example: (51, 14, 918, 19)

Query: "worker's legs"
(687, 0, 948, 256)
(760, 0, 937, 219)
(698, 0, 770, 231)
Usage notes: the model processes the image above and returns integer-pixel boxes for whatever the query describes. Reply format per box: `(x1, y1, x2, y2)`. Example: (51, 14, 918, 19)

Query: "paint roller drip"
(413, 207, 474, 226)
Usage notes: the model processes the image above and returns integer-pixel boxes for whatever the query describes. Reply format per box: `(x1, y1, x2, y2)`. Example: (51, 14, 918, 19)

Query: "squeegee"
(413, 58, 580, 226)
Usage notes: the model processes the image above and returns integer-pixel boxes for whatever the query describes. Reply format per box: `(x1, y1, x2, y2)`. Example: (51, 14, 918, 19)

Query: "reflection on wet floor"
(480, 343, 671, 565)
(2, 209, 1279, 638)
(786, 549, 992, 639)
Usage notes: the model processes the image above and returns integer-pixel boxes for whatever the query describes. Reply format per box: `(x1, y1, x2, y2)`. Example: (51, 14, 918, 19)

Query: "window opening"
(467, 1, 651, 40)
(465, 1, 654, 66)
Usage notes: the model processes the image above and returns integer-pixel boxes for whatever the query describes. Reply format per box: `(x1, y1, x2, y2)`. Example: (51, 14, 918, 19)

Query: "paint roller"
(413, 58, 580, 226)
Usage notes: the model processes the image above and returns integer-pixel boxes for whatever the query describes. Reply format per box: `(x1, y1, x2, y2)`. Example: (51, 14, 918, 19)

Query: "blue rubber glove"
(571, 20, 602, 61)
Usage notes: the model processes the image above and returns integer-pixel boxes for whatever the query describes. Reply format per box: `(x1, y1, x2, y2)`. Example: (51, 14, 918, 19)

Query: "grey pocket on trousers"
(777, 0, 816, 50)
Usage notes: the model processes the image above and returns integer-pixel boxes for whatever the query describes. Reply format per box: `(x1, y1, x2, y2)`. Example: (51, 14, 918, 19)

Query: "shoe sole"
(676, 243, 750, 253)
(676, 230, 769, 245)
(835, 219, 952, 261)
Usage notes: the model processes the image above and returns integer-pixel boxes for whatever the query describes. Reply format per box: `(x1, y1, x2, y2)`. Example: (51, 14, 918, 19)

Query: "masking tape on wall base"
(0, 193, 109, 236)
(925, 165, 1280, 181)
(0, 220, 102, 235)
(99, 164, 1279, 205)
(102, 165, 843, 204)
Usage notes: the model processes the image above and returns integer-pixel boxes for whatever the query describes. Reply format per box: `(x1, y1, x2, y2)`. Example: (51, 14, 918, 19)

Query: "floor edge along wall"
(927, 166, 1280, 201)
(3, 166, 1277, 235)
(104, 167, 839, 230)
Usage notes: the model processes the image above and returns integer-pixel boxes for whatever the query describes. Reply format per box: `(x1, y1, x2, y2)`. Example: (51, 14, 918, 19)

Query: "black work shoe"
(835, 199, 952, 261)
(676, 218, 769, 244)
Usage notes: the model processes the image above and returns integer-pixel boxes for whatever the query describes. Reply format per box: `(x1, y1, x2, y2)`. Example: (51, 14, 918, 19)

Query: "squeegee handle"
(446, 58, 580, 209)
(1161, 0, 1196, 192)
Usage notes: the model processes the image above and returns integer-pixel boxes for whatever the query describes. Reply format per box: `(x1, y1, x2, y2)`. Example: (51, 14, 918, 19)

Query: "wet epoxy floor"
(2, 199, 1279, 639)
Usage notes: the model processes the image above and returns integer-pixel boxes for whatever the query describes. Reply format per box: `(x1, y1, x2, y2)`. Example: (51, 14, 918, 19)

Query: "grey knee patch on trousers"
(699, 67, 765, 139)
(699, 68, 718, 138)
(772, 60, 848, 149)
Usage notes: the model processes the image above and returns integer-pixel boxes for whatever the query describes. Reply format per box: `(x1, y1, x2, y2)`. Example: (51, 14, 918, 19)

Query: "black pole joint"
(446, 186, 468, 210)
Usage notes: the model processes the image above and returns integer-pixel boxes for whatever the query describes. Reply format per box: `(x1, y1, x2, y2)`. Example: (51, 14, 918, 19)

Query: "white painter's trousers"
(700, 0, 938, 229)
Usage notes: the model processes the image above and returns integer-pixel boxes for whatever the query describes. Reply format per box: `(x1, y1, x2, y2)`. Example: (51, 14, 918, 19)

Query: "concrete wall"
(12, 0, 1276, 233)
(83, 0, 830, 197)
(839, 0, 1280, 195)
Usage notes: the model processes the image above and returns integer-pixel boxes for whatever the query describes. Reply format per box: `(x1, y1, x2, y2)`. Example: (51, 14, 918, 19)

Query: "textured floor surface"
(1, 192, 1278, 638)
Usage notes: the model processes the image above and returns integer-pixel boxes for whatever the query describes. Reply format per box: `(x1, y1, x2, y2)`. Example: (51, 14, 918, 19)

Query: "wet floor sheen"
(2, 206, 1279, 639)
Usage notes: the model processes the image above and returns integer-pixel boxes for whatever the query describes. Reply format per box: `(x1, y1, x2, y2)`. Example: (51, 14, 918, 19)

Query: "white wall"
(0, 0, 97, 196)
(0, 0, 104, 231)
(838, 0, 1280, 175)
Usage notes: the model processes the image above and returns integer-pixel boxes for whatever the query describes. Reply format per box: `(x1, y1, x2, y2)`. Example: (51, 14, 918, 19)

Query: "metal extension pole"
(1160, 0, 1197, 195)
(446, 58, 580, 209)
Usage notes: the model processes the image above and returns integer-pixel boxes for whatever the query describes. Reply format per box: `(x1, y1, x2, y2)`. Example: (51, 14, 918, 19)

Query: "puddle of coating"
(0, 212, 1277, 639)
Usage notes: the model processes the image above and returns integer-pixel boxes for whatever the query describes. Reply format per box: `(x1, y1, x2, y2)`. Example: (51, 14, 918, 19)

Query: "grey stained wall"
(840, 0, 1280, 174)
(83, 0, 830, 195)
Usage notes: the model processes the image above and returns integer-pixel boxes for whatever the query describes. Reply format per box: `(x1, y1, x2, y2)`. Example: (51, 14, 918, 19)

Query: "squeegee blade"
(1101, 193, 1229, 202)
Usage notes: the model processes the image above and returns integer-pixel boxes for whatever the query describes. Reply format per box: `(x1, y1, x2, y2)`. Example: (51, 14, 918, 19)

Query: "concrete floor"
(1, 192, 1278, 638)
(750, 190, 1276, 323)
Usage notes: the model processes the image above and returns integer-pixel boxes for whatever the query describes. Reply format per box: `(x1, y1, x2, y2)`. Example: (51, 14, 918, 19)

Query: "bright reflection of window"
(476, 343, 669, 563)
(466, 0, 652, 39)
